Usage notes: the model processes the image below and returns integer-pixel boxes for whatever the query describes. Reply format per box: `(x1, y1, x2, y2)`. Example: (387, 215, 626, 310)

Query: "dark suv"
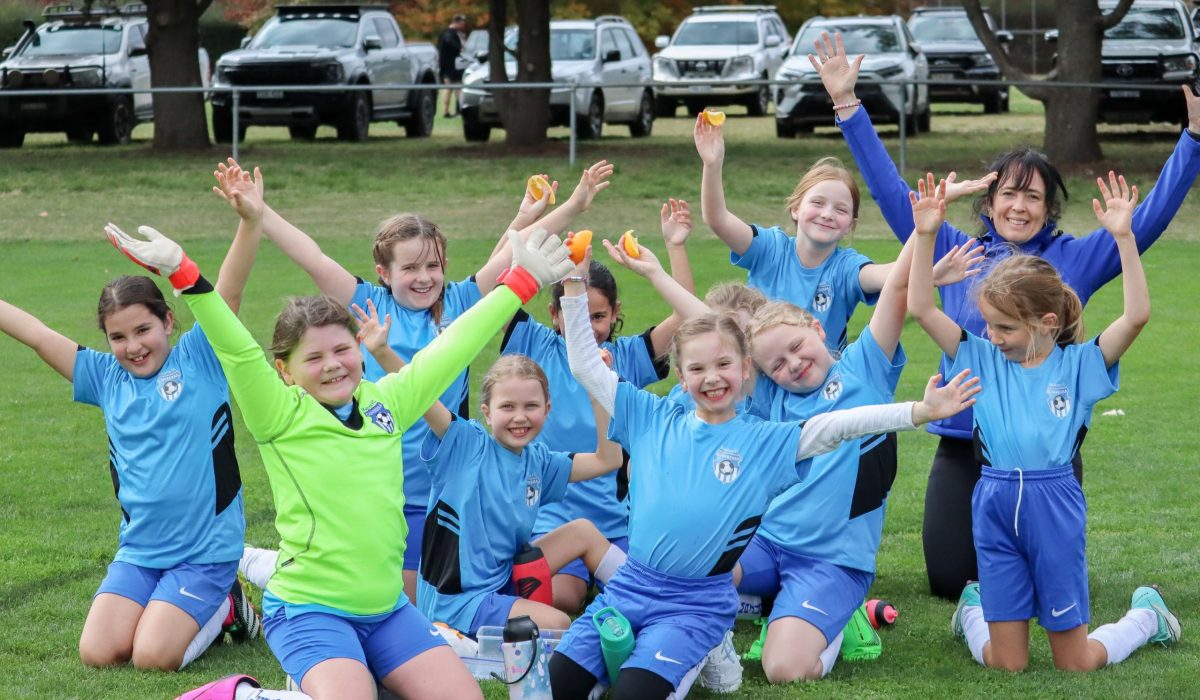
(908, 6, 1013, 113)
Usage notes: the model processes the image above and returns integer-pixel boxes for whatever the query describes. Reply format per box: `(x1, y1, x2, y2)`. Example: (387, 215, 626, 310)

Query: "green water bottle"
(593, 607, 634, 684)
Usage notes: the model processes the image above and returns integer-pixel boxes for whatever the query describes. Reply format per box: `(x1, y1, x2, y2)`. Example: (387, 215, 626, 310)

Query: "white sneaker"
(698, 630, 742, 693)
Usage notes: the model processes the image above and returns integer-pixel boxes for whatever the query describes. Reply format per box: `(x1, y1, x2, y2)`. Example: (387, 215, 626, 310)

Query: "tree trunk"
(145, 0, 211, 151)
(503, 0, 550, 146)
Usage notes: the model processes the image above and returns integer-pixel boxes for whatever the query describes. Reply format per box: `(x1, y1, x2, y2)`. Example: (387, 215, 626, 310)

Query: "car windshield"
(464, 29, 488, 56)
(909, 15, 983, 42)
(793, 24, 902, 55)
(252, 17, 358, 49)
(674, 21, 759, 46)
(1104, 8, 1184, 39)
(505, 28, 595, 61)
(21, 25, 123, 56)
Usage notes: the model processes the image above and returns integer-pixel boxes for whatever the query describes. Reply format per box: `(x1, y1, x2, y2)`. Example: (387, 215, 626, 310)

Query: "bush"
(0, 0, 38, 52)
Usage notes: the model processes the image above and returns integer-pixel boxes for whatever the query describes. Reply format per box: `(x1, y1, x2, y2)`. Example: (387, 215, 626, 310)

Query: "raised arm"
(867, 238, 915, 360)
(907, 175, 964, 358)
(485, 174, 557, 268)
(602, 239, 710, 320)
(695, 115, 754, 255)
(212, 159, 264, 314)
(0, 300, 77, 381)
(1091, 173, 1150, 367)
(568, 390, 624, 482)
(562, 277, 619, 416)
(661, 198, 695, 295)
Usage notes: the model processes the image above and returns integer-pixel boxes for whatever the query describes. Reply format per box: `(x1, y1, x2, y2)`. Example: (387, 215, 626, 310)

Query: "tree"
(144, 0, 213, 150)
(962, 0, 1135, 164)
(487, 0, 551, 146)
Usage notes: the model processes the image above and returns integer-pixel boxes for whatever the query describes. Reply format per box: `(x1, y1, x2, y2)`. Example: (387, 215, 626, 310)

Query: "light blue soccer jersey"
(502, 310, 665, 538)
(351, 278, 482, 507)
(949, 331, 1118, 471)
(610, 381, 804, 578)
(666, 376, 770, 416)
(73, 325, 245, 568)
(416, 418, 571, 631)
(731, 225, 876, 350)
(755, 327, 905, 572)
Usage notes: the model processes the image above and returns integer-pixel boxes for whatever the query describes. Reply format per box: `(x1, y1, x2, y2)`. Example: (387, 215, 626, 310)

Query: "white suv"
(652, 5, 790, 117)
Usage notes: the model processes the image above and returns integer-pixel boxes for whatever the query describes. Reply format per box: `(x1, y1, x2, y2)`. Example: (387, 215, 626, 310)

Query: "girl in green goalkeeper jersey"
(105, 223, 572, 700)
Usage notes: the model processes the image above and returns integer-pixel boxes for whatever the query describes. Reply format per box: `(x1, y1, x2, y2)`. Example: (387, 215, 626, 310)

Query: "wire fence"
(0, 76, 1191, 169)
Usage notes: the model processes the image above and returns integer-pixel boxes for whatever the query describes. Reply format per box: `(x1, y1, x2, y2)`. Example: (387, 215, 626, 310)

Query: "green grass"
(0, 94, 1196, 698)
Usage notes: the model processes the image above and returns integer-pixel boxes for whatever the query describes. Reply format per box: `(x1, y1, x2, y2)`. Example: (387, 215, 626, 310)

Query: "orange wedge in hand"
(619, 230, 641, 258)
(527, 175, 555, 205)
(566, 229, 593, 264)
(702, 109, 726, 126)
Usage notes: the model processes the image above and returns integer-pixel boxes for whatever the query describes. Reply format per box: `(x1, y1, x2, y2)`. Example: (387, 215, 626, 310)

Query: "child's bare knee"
(762, 655, 822, 684)
(130, 643, 183, 672)
(79, 638, 131, 668)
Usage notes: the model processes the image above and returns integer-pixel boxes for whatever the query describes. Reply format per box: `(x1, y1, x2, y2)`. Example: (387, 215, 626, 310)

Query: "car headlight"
(215, 65, 231, 83)
(876, 64, 905, 79)
(69, 66, 103, 87)
(1163, 55, 1197, 73)
(653, 57, 678, 78)
(463, 69, 487, 86)
(974, 53, 996, 68)
(723, 55, 754, 77)
(319, 62, 343, 83)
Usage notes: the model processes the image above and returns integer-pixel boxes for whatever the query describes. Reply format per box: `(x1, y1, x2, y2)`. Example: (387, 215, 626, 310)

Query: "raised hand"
(1092, 171, 1138, 239)
(693, 112, 725, 165)
(660, 198, 693, 246)
(913, 369, 981, 424)
(507, 228, 573, 288)
(104, 223, 199, 293)
(567, 160, 614, 212)
(932, 240, 985, 287)
(942, 170, 998, 205)
(1183, 84, 1200, 135)
(602, 237, 663, 279)
(213, 157, 265, 224)
(808, 32, 863, 104)
(516, 173, 558, 224)
(909, 172, 948, 237)
(351, 299, 392, 355)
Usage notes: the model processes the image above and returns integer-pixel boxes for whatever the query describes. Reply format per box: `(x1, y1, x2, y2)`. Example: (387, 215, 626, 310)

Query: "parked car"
(0, 2, 209, 148)
(651, 5, 790, 117)
(1047, 0, 1200, 126)
(210, 4, 438, 142)
(774, 15, 930, 137)
(459, 16, 654, 141)
(459, 28, 488, 72)
(907, 6, 1013, 113)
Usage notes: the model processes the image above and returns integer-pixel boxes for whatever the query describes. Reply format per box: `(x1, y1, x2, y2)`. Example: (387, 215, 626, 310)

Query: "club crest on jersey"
(1046, 384, 1071, 419)
(812, 282, 833, 313)
(364, 402, 395, 433)
(713, 447, 742, 485)
(525, 474, 541, 507)
(821, 373, 843, 401)
(157, 369, 183, 402)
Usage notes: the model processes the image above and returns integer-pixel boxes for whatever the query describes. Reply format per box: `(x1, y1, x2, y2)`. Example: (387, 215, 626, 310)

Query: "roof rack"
(276, 4, 389, 17)
(694, 5, 778, 13)
(911, 5, 993, 12)
(595, 15, 632, 25)
(43, 2, 146, 19)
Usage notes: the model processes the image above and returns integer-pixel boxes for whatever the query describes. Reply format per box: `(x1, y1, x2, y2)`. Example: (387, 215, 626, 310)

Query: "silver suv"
(652, 5, 790, 117)
(459, 16, 655, 141)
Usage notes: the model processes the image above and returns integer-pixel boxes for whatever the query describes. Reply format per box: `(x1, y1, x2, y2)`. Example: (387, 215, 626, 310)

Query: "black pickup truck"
(210, 4, 438, 141)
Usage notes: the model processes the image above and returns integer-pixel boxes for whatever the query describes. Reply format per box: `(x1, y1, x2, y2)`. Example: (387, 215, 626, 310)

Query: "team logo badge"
(525, 474, 541, 507)
(812, 282, 833, 313)
(1046, 384, 1071, 419)
(157, 369, 183, 402)
(821, 373, 843, 401)
(713, 447, 742, 485)
(364, 402, 395, 433)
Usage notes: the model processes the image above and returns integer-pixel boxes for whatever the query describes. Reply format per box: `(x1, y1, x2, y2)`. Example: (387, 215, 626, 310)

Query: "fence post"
(232, 88, 240, 161)
(898, 81, 907, 175)
(568, 81, 577, 168)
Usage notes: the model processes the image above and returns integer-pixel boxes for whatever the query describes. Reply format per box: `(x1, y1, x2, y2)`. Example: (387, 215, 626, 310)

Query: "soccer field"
(0, 100, 1196, 698)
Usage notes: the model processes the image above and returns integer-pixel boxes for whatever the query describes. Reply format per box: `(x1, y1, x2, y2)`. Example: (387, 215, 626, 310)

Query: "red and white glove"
(104, 223, 200, 295)
(496, 228, 573, 303)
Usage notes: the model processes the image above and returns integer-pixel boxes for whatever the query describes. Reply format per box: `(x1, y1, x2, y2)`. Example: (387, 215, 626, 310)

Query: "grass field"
(1, 93, 1197, 699)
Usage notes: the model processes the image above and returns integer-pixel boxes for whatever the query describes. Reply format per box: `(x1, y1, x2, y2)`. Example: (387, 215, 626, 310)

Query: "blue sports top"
(501, 310, 666, 538)
(839, 107, 1199, 438)
(73, 325, 244, 568)
(754, 327, 905, 573)
(611, 381, 804, 578)
(351, 277, 482, 508)
(731, 225, 877, 351)
(417, 417, 571, 632)
(949, 331, 1118, 471)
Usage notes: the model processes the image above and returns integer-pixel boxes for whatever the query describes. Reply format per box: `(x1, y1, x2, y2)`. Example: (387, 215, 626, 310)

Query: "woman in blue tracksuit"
(809, 31, 1200, 599)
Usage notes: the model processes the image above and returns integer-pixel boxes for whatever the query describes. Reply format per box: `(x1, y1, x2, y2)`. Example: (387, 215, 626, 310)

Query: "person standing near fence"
(438, 15, 468, 118)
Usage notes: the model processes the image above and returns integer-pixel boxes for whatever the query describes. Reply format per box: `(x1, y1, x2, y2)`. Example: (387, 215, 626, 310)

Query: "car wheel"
(289, 125, 318, 140)
(917, 105, 932, 133)
(746, 78, 769, 117)
(404, 85, 436, 138)
(337, 91, 371, 142)
(983, 89, 1007, 114)
(685, 99, 706, 116)
(461, 107, 491, 142)
(655, 96, 677, 118)
(0, 126, 24, 148)
(576, 92, 603, 140)
(629, 90, 654, 138)
(97, 97, 134, 145)
(66, 127, 93, 144)
(212, 105, 233, 143)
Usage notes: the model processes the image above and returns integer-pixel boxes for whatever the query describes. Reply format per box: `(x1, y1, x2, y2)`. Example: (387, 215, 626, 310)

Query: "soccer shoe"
(840, 604, 882, 661)
(174, 674, 259, 700)
(741, 617, 768, 662)
(1131, 585, 1181, 645)
(223, 579, 262, 643)
(699, 630, 743, 693)
(951, 581, 982, 640)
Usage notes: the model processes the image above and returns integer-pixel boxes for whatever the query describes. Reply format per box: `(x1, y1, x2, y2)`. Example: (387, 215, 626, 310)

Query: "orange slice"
(702, 109, 726, 126)
(527, 175, 555, 205)
(566, 229, 592, 264)
(620, 230, 640, 258)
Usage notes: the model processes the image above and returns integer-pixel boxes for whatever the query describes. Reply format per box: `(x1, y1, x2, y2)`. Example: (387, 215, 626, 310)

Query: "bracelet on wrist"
(832, 99, 862, 112)
(565, 275, 587, 284)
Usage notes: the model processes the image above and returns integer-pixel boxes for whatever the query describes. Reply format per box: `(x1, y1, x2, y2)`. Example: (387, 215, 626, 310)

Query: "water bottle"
(512, 545, 553, 606)
(496, 615, 552, 700)
(593, 607, 634, 684)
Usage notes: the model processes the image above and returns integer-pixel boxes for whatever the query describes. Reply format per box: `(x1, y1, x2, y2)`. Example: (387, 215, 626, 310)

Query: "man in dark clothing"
(437, 15, 468, 117)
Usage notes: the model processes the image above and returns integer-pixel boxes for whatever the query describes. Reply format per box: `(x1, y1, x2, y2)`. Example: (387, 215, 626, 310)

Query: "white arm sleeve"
(563, 292, 618, 415)
(796, 402, 917, 461)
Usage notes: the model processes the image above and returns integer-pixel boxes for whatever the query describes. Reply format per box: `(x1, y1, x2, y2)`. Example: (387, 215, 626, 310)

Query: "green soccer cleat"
(840, 604, 882, 661)
(1131, 585, 1181, 645)
(951, 581, 981, 640)
(741, 617, 768, 662)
